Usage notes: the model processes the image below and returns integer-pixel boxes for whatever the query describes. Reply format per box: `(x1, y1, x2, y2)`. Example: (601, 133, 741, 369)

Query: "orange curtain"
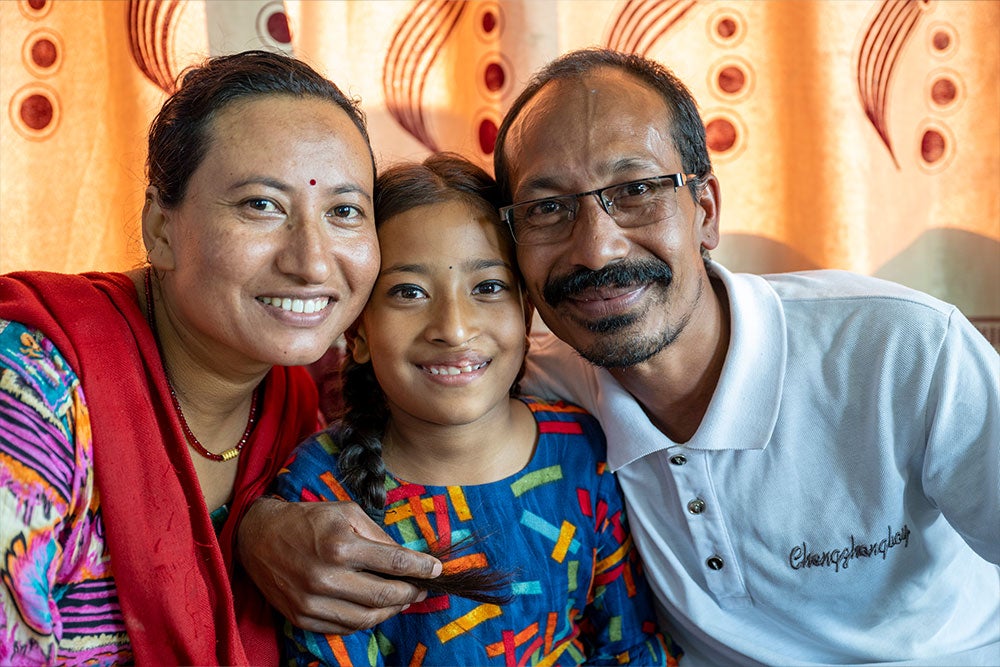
(2, 0, 997, 337)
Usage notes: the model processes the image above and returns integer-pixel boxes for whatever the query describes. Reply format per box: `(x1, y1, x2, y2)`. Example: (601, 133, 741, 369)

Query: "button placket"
(662, 448, 749, 606)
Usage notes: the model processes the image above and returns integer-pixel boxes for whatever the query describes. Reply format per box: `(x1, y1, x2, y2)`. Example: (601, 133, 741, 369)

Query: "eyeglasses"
(500, 173, 699, 246)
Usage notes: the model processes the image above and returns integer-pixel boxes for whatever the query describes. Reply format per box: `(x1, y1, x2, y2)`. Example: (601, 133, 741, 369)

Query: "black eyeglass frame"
(500, 172, 700, 244)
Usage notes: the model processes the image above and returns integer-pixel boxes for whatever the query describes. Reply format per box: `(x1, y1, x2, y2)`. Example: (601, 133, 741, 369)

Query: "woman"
(0, 50, 435, 665)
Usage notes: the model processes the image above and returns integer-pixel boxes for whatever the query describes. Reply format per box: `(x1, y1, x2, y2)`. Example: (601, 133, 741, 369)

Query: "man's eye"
(620, 181, 655, 198)
(527, 199, 568, 218)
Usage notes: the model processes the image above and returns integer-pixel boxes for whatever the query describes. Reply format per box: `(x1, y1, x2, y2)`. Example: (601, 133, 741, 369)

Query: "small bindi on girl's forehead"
(309, 179, 317, 186)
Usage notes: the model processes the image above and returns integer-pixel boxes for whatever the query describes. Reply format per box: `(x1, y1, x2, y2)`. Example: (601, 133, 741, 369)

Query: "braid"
(334, 355, 514, 603)
(334, 355, 390, 523)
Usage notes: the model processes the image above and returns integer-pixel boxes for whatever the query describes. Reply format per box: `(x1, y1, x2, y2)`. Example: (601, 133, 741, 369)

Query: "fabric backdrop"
(1, 0, 997, 346)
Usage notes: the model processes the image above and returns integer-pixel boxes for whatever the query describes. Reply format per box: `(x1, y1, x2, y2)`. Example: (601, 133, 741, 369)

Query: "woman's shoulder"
(0, 319, 81, 405)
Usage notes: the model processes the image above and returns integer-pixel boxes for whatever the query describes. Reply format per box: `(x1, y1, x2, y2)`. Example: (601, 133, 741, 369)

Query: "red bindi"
(309, 179, 316, 186)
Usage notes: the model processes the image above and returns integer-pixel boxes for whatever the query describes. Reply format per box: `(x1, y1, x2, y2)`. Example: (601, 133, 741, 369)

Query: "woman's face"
(146, 94, 378, 371)
(352, 198, 527, 428)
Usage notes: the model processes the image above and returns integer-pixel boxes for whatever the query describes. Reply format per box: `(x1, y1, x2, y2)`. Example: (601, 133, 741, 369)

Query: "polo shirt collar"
(597, 262, 786, 470)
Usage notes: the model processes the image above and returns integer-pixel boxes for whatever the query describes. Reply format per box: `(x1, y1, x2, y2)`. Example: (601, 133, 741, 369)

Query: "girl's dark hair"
(493, 47, 712, 203)
(146, 49, 374, 209)
(334, 153, 513, 604)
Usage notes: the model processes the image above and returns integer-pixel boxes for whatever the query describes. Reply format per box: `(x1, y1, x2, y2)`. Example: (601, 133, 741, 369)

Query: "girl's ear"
(142, 186, 176, 270)
(347, 320, 371, 364)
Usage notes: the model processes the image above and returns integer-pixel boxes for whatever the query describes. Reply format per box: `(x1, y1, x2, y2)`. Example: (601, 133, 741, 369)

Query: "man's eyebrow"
(517, 158, 661, 197)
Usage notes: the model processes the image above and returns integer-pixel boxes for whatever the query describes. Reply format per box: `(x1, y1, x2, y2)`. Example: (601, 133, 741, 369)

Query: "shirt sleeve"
(922, 308, 1000, 563)
(0, 321, 95, 660)
(575, 416, 681, 666)
(523, 331, 603, 412)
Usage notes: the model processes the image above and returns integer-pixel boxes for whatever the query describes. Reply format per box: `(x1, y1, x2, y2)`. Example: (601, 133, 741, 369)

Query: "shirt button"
(687, 498, 706, 514)
(706, 556, 725, 570)
(669, 454, 687, 466)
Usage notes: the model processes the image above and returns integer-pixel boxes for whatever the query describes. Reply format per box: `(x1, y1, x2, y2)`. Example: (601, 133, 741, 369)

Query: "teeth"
(258, 296, 329, 314)
(425, 361, 488, 375)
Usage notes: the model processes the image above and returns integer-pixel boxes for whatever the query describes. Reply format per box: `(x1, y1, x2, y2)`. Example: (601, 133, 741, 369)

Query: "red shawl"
(0, 271, 320, 665)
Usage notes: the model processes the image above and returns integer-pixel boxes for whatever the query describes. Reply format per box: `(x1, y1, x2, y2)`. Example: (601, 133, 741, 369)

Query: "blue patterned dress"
(275, 397, 681, 666)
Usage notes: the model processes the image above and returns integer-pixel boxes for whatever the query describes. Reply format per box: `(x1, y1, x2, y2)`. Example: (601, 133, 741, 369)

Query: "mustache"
(542, 259, 673, 307)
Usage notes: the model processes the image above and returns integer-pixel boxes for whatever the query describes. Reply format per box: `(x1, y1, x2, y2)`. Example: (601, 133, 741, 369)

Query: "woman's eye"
(329, 204, 363, 220)
(243, 198, 280, 213)
(473, 280, 508, 296)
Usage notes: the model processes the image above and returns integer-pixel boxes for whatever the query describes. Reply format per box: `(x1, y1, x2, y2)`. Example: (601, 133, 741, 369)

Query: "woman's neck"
(381, 397, 537, 487)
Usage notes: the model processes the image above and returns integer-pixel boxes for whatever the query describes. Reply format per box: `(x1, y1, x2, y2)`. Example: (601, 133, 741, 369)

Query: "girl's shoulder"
(517, 395, 608, 463)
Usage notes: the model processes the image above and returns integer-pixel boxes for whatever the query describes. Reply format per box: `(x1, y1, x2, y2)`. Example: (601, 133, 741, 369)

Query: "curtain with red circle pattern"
(1, 0, 997, 344)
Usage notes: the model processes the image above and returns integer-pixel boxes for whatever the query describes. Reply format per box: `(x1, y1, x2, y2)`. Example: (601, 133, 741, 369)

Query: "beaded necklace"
(143, 267, 258, 462)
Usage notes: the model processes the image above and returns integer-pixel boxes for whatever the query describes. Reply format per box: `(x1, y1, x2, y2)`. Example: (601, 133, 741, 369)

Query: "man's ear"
(694, 174, 721, 252)
(347, 320, 371, 364)
(142, 186, 176, 270)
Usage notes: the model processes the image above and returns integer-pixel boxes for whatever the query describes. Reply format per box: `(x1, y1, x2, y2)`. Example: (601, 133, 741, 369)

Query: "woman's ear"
(142, 186, 176, 270)
(347, 321, 371, 364)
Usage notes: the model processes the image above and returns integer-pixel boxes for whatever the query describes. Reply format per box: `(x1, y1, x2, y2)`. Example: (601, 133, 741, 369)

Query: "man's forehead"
(504, 69, 675, 190)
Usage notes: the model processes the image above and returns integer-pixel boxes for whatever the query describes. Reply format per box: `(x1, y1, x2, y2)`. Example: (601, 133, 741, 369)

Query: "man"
(493, 48, 999, 665)
(240, 49, 998, 665)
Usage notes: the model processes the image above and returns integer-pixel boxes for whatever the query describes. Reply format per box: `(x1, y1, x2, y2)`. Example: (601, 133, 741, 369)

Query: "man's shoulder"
(753, 269, 954, 317)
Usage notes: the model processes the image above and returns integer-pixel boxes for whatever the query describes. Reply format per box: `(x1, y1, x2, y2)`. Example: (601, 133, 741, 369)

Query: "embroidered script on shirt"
(788, 525, 911, 572)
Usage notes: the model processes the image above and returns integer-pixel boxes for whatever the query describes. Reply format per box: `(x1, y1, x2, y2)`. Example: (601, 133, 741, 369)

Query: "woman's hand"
(238, 496, 442, 634)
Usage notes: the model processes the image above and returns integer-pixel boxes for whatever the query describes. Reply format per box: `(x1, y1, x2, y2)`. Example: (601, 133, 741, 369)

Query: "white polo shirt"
(523, 262, 1000, 666)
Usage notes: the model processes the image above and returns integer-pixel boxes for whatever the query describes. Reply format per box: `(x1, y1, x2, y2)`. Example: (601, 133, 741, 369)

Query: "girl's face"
(144, 94, 378, 373)
(352, 198, 527, 428)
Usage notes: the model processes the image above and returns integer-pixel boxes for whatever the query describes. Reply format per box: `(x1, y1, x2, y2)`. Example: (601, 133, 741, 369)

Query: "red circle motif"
(482, 11, 497, 33)
(267, 12, 291, 44)
(28, 0, 46, 10)
(718, 66, 745, 93)
(717, 18, 737, 38)
(30, 38, 57, 68)
(706, 118, 737, 152)
(479, 119, 498, 154)
(484, 62, 505, 92)
(932, 31, 950, 51)
(20, 93, 53, 130)
(930, 77, 957, 105)
(921, 129, 946, 163)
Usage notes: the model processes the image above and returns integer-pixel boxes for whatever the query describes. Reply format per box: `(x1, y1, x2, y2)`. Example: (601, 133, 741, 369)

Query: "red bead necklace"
(144, 267, 258, 462)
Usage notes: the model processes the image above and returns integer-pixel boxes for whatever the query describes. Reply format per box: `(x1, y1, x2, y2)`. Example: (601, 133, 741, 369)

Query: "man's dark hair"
(493, 48, 712, 204)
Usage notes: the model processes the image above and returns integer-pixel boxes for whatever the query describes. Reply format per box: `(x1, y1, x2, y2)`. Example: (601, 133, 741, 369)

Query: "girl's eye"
(387, 284, 427, 300)
(473, 280, 508, 296)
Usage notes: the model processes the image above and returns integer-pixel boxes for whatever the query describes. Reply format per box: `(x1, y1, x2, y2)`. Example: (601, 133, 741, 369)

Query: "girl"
(275, 154, 681, 666)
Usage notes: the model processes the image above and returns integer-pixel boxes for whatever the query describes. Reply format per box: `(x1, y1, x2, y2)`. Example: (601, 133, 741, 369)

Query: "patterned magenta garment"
(0, 320, 131, 665)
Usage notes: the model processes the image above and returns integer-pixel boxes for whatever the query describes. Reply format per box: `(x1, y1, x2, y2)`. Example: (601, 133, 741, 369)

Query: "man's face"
(503, 67, 719, 368)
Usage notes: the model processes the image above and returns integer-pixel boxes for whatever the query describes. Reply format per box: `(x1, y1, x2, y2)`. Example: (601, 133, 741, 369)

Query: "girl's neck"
(381, 397, 537, 486)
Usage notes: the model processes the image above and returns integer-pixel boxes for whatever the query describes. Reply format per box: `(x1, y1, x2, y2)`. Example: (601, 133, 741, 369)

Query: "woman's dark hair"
(146, 49, 373, 209)
(334, 153, 513, 604)
(493, 47, 712, 203)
